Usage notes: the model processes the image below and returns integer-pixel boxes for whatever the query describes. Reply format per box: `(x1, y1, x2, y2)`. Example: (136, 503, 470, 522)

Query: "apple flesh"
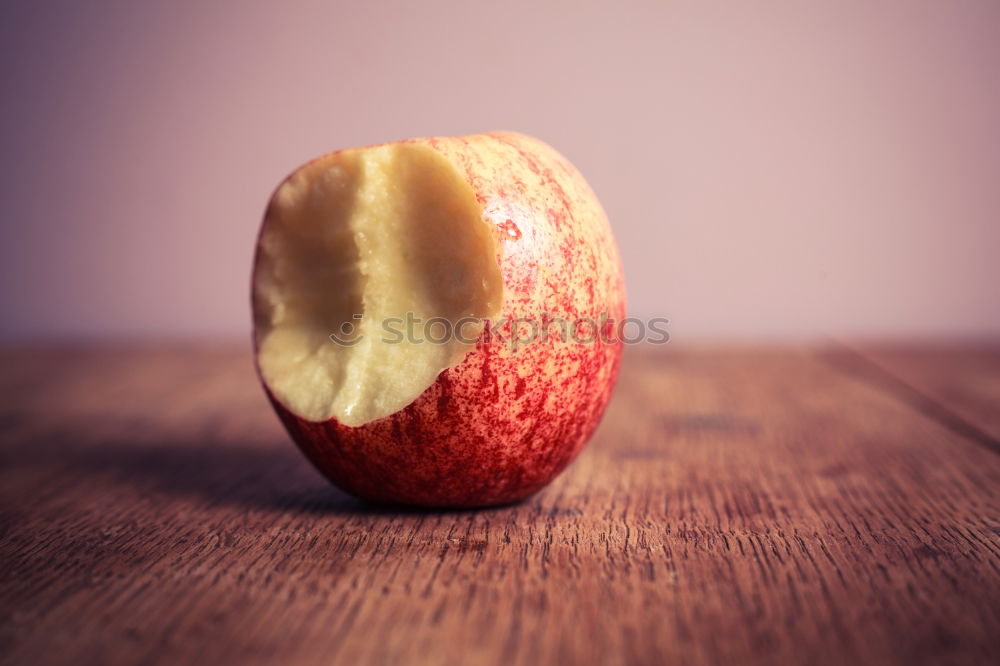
(253, 132, 625, 507)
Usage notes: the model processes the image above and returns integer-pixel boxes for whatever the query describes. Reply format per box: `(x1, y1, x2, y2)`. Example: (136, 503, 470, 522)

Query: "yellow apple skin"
(256, 132, 626, 507)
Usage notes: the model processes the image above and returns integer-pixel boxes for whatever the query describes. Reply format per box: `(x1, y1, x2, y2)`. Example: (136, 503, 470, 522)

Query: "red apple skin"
(257, 132, 626, 508)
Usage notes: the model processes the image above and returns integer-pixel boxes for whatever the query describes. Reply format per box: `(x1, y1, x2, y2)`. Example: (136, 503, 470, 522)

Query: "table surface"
(1, 343, 998, 666)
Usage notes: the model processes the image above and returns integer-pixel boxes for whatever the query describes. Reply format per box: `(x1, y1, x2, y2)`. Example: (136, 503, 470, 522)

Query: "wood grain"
(855, 343, 1000, 448)
(0, 343, 998, 666)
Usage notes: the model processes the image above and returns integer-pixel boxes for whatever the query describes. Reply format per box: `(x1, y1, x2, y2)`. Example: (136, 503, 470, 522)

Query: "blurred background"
(1, 0, 997, 343)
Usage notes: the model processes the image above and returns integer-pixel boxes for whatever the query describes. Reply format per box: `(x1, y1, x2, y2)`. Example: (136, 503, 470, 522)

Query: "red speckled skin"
(255, 132, 626, 507)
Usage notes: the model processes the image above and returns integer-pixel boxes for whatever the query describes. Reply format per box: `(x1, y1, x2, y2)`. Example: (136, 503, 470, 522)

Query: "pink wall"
(2, 0, 998, 341)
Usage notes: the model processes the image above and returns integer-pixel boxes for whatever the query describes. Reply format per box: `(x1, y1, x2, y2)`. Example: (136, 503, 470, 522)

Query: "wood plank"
(853, 343, 1000, 446)
(0, 344, 998, 666)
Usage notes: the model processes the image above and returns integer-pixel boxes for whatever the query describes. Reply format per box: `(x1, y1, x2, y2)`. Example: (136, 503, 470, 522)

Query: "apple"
(252, 132, 625, 507)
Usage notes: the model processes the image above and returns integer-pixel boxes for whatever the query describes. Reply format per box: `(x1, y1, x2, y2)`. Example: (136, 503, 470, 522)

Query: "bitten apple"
(252, 132, 625, 507)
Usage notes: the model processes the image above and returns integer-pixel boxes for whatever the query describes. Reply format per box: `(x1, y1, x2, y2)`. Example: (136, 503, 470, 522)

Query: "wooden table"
(1, 344, 998, 666)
